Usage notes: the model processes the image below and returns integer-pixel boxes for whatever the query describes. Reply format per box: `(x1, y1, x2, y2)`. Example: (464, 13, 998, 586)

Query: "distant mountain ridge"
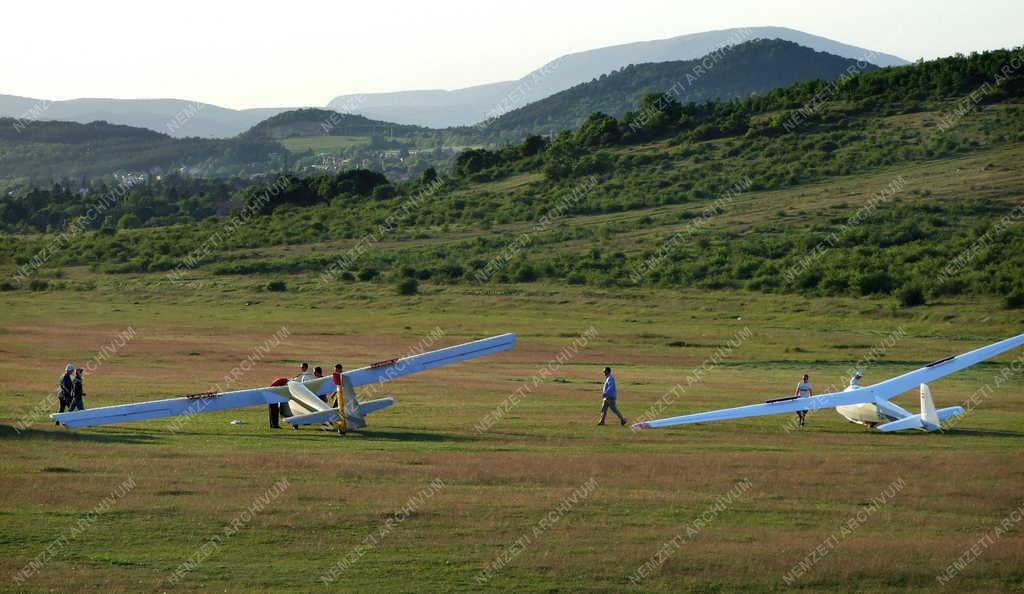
(327, 26, 908, 127)
(483, 39, 880, 138)
(0, 95, 296, 139)
(0, 27, 907, 137)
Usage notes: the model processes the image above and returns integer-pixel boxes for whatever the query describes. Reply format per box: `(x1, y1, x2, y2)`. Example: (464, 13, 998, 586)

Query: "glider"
(634, 332, 1024, 433)
(52, 333, 515, 434)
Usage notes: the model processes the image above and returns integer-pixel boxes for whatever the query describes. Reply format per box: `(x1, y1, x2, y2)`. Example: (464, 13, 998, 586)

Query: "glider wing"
(342, 333, 516, 389)
(51, 387, 287, 428)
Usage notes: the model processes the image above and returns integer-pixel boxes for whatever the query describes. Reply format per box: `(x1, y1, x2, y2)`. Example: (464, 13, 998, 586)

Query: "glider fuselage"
(835, 386, 889, 427)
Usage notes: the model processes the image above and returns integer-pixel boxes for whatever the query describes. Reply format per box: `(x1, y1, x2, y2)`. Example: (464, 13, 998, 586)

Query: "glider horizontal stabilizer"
(284, 397, 395, 428)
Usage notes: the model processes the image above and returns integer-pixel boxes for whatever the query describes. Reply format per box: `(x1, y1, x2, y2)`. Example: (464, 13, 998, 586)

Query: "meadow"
(280, 136, 372, 153)
(1, 279, 1022, 593)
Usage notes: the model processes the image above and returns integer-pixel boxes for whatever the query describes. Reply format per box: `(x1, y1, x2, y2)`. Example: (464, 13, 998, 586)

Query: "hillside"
(2, 47, 1022, 306)
(482, 39, 880, 139)
(238, 108, 484, 182)
(328, 26, 907, 127)
(0, 118, 286, 183)
(242, 108, 429, 140)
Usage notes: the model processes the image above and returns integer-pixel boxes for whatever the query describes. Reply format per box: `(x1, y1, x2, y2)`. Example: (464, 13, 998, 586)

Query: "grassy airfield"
(1, 281, 1023, 593)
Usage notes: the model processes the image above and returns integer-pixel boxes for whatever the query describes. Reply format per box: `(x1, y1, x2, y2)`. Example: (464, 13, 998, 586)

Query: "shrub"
(372, 185, 396, 200)
(29, 279, 49, 291)
(266, 280, 287, 292)
(514, 264, 538, 283)
(898, 285, 927, 307)
(0, 281, 16, 291)
(1005, 290, 1024, 309)
(857, 271, 894, 295)
(397, 278, 419, 295)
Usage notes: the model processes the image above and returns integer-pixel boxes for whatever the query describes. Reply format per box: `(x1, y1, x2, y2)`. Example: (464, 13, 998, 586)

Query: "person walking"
(597, 367, 627, 426)
(56, 364, 75, 423)
(794, 373, 813, 427)
(69, 368, 86, 411)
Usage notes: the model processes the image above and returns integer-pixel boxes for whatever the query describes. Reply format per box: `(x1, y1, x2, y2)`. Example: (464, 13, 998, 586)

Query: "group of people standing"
(268, 362, 345, 431)
(55, 363, 86, 422)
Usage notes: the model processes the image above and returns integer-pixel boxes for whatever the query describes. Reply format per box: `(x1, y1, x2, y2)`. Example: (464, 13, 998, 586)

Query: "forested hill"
(482, 39, 879, 140)
(242, 108, 428, 140)
(0, 119, 286, 183)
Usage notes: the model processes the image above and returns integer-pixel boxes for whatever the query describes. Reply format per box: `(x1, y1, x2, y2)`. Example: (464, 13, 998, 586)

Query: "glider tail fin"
(920, 383, 940, 429)
(919, 383, 966, 429)
(341, 376, 366, 429)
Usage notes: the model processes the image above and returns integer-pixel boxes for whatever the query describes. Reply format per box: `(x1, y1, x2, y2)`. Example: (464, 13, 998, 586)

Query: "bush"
(514, 264, 538, 283)
(29, 279, 49, 291)
(266, 280, 287, 292)
(372, 185, 396, 200)
(898, 285, 927, 307)
(1004, 290, 1024, 309)
(397, 278, 418, 295)
(357, 268, 379, 282)
(0, 281, 16, 291)
(857, 271, 894, 295)
(117, 213, 141, 229)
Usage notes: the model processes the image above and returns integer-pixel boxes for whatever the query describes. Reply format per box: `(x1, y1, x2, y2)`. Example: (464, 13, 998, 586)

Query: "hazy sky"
(3, 0, 1021, 109)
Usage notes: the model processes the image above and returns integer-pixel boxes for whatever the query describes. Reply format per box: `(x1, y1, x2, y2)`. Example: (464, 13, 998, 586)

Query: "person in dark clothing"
(268, 402, 281, 428)
(56, 364, 75, 423)
(312, 366, 327, 402)
(267, 377, 290, 429)
(69, 368, 86, 411)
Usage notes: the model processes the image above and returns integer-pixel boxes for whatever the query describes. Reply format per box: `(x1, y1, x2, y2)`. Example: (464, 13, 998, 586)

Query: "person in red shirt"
(267, 376, 290, 429)
(331, 363, 343, 390)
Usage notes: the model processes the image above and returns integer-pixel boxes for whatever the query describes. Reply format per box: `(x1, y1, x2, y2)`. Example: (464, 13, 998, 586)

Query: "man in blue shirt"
(598, 367, 627, 426)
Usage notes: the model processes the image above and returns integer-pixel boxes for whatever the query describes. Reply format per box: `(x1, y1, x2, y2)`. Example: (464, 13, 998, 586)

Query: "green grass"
(1, 281, 1022, 592)
(280, 136, 375, 153)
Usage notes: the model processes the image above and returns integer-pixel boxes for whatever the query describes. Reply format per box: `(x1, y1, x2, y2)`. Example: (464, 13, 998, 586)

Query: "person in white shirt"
(794, 374, 813, 427)
(849, 371, 862, 388)
(293, 362, 314, 383)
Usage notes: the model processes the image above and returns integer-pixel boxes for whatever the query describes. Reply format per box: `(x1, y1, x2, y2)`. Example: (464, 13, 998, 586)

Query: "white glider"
(52, 333, 515, 434)
(634, 333, 1024, 432)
